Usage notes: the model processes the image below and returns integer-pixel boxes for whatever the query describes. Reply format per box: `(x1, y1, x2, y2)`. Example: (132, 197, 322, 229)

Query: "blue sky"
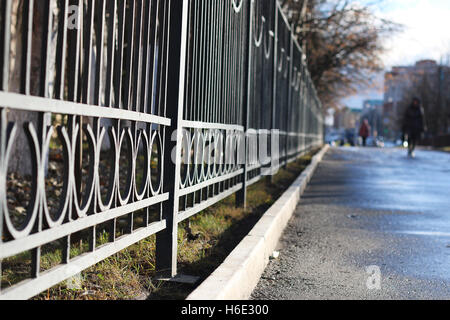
(341, 0, 450, 109)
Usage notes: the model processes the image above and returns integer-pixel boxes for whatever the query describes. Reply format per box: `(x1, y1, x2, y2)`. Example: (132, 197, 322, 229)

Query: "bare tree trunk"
(7, 0, 44, 176)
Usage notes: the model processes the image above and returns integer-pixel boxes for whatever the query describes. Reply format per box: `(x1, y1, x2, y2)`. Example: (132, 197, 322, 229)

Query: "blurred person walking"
(359, 119, 371, 147)
(402, 97, 426, 158)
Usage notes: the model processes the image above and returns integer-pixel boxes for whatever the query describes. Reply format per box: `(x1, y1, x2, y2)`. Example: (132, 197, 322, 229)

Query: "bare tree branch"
(283, 0, 401, 108)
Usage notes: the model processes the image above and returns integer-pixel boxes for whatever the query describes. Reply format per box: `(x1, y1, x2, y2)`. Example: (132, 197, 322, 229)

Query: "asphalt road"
(251, 147, 450, 300)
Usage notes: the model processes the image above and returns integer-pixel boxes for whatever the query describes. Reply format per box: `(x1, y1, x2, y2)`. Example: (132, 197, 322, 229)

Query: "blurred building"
(331, 107, 361, 145)
(383, 60, 450, 139)
(363, 100, 383, 112)
(334, 107, 361, 130)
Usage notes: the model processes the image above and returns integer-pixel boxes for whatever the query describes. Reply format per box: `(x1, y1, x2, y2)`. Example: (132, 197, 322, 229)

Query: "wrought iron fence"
(0, 0, 323, 300)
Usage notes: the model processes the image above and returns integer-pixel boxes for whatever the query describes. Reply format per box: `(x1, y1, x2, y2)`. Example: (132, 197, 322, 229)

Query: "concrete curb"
(186, 144, 330, 300)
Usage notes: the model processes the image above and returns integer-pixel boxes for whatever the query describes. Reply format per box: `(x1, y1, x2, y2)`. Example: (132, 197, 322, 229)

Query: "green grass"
(2, 149, 318, 300)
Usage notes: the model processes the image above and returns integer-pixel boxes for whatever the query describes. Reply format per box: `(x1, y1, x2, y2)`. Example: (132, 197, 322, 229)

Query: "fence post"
(155, 0, 189, 278)
(269, 0, 279, 183)
(0, 0, 12, 92)
(301, 65, 307, 152)
(284, 24, 294, 167)
(236, 0, 253, 208)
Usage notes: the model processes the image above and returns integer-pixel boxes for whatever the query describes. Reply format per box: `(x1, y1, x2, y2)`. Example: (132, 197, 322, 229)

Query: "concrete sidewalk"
(251, 147, 450, 300)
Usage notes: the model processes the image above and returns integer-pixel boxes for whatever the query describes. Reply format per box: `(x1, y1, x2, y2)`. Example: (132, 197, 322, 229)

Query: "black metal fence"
(0, 0, 323, 299)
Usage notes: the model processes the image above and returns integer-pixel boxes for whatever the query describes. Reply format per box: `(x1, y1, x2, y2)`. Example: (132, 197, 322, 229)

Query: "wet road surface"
(251, 147, 450, 300)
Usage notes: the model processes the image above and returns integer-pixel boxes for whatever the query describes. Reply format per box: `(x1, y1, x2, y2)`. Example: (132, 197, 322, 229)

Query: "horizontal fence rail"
(0, 0, 323, 299)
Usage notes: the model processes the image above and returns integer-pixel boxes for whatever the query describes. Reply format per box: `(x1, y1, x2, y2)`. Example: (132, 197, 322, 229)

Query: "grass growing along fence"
(0, 149, 317, 300)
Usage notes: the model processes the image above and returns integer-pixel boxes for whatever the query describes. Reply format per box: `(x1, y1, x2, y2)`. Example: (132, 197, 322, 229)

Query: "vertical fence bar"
(31, 0, 55, 279)
(1, 0, 12, 91)
(104, 0, 117, 107)
(122, 0, 135, 111)
(284, 23, 293, 167)
(270, 1, 278, 179)
(113, 0, 126, 109)
(0, 110, 5, 293)
(155, 0, 189, 278)
(236, 0, 253, 208)
(93, 0, 106, 106)
(81, 0, 95, 105)
(20, 0, 34, 95)
(54, 0, 68, 100)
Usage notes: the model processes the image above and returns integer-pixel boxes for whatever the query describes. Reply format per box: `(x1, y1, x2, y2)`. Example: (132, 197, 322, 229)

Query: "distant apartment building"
(334, 107, 361, 130)
(383, 60, 450, 139)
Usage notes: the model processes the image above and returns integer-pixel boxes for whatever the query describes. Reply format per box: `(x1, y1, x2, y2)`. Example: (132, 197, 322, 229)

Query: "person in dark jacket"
(402, 97, 426, 158)
(359, 119, 371, 147)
